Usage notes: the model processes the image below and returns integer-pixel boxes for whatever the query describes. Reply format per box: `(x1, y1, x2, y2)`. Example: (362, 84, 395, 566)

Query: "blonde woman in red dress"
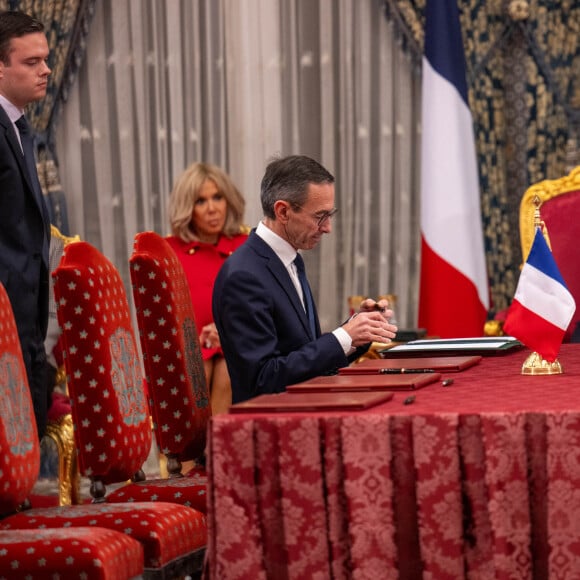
(167, 163, 248, 415)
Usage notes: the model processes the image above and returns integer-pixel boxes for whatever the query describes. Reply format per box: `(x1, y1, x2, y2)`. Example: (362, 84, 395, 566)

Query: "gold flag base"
(521, 351, 563, 375)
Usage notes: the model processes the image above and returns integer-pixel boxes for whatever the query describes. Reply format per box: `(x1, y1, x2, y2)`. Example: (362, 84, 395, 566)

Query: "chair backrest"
(0, 282, 40, 514)
(519, 165, 580, 335)
(52, 241, 152, 485)
(130, 231, 210, 466)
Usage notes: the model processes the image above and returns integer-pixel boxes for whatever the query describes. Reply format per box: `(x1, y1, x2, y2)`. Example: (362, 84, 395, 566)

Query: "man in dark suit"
(0, 11, 51, 437)
(213, 155, 397, 403)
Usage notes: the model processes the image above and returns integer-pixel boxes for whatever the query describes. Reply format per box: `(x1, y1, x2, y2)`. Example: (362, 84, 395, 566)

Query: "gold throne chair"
(519, 166, 580, 341)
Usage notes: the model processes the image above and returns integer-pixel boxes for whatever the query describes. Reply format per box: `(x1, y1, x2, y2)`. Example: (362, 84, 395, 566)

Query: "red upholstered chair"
(105, 231, 211, 510)
(0, 280, 144, 578)
(51, 239, 207, 518)
(519, 165, 580, 338)
(0, 242, 207, 577)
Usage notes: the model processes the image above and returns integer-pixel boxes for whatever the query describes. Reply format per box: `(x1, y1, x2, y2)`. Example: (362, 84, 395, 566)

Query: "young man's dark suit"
(0, 104, 50, 436)
(213, 230, 368, 403)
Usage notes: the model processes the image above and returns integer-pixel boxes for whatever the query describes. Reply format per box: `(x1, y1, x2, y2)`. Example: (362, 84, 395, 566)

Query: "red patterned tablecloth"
(206, 344, 580, 579)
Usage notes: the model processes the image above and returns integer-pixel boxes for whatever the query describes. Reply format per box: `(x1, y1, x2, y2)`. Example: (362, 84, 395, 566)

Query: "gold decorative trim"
(519, 166, 580, 261)
(44, 414, 81, 505)
(50, 225, 80, 246)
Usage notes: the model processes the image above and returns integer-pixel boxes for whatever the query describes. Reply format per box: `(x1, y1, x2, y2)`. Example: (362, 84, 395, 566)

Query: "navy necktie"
(16, 116, 44, 205)
(294, 253, 317, 338)
(16, 115, 50, 258)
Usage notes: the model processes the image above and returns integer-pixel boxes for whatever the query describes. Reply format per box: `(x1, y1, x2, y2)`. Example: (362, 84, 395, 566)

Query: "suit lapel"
(248, 233, 313, 337)
(0, 107, 43, 216)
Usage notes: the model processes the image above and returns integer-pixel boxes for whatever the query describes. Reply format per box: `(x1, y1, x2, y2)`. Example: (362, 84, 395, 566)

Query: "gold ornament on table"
(521, 195, 562, 375)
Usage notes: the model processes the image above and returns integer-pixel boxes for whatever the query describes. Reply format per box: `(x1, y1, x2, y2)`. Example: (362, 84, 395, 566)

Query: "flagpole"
(521, 196, 562, 375)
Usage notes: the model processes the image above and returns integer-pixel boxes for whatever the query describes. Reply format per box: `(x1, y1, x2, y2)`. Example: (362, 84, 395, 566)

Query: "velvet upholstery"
(52, 239, 207, 516)
(129, 231, 211, 463)
(17, 241, 208, 575)
(1, 501, 206, 570)
(0, 527, 144, 579)
(0, 280, 144, 578)
(0, 283, 39, 514)
(519, 166, 580, 337)
(52, 241, 152, 485)
(101, 232, 211, 512)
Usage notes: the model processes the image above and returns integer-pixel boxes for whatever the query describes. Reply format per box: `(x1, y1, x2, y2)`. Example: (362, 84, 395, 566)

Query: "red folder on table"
(228, 391, 393, 413)
(286, 372, 441, 392)
(338, 355, 482, 375)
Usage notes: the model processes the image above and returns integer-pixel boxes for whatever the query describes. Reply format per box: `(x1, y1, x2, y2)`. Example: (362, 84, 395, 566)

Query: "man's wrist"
(332, 326, 353, 355)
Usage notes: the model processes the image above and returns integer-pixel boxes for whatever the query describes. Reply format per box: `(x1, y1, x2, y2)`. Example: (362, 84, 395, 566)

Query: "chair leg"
(44, 414, 81, 505)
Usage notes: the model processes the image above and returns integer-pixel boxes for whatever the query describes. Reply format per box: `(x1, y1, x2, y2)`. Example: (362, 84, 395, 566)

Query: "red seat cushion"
(0, 501, 206, 569)
(106, 475, 207, 514)
(0, 527, 144, 579)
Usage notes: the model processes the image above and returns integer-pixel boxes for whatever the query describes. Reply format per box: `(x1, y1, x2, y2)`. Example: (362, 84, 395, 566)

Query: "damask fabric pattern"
(383, 0, 580, 314)
(207, 344, 580, 579)
(0, 527, 144, 579)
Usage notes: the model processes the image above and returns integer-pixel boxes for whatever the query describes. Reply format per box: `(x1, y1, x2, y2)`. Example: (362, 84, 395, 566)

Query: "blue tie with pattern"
(294, 253, 317, 338)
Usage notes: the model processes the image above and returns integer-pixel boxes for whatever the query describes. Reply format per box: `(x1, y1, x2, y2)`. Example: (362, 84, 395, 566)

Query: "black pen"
(380, 368, 435, 374)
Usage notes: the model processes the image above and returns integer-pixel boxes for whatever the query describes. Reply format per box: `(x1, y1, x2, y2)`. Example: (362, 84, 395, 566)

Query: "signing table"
(206, 344, 580, 579)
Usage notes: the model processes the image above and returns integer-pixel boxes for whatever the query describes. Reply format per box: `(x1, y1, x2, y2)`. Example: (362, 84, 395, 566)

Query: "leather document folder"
(380, 337, 523, 357)
(286, 372, 441, 392)
(228, 391, 394, 413)
(339, 355, 482, 375)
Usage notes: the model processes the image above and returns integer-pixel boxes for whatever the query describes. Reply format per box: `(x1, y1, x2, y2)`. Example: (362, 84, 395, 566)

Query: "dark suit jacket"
(213, 230, 368, 403)
(0, 105, 50, 351)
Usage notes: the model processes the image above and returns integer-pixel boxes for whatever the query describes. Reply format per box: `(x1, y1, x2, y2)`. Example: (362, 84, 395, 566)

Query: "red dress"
(166, 232, 248, 361)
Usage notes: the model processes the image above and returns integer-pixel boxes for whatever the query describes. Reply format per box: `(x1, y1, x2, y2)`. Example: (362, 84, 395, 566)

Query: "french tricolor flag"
(503, 228, 576, 361)
(418, 0, 489, 337)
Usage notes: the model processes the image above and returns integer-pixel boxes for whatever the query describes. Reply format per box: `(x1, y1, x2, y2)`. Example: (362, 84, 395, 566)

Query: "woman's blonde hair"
(169, 162, 246, 242)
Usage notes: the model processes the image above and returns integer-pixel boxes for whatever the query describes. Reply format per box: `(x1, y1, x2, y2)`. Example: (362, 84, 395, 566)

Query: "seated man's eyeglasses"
(291, 204, 339, 228)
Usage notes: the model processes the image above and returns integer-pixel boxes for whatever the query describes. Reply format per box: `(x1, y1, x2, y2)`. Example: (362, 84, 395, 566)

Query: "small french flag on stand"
(503, 228, 576, 361)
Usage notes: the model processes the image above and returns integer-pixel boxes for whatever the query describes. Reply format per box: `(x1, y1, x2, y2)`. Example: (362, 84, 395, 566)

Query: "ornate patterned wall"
(383, 0, 580, 314)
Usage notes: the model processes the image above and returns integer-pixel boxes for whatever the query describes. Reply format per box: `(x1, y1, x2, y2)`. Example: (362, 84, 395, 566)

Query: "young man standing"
(0, 11, 51, 437)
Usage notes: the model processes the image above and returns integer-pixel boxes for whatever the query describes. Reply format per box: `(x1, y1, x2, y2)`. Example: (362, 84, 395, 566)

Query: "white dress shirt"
(255, 221, 352, 354)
